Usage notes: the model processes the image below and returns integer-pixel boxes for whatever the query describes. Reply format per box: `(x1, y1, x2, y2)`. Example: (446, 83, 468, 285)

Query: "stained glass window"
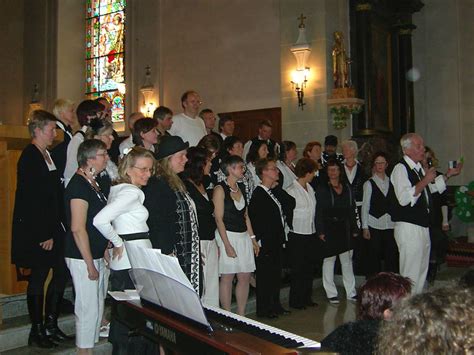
(86, 0, 126, 122)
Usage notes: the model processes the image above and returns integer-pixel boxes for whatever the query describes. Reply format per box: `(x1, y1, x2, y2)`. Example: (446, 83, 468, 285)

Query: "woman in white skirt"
(213, 155, 260, 315)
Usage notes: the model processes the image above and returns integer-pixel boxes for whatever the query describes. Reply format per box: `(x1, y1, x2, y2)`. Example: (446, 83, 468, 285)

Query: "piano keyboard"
(205, 305, 321, 349)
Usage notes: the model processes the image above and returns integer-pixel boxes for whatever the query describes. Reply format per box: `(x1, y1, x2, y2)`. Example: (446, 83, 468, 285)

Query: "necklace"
(79, 168, 107, 203)
(225, 180, 239, 193)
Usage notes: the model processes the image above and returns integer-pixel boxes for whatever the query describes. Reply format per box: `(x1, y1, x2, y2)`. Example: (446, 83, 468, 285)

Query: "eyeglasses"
(374, 161, 387, 165)
(133, 166, 153, 173)
(96, 152, 109, 157)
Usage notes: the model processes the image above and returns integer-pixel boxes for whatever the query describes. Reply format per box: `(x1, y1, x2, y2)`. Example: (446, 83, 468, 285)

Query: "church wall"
(413, 0, 473, 185)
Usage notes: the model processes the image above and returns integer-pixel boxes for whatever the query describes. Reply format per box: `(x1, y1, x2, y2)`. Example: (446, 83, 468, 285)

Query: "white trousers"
(200, 239, 219, 307)
(65, 257, 106, 349)
(394, 222, 431, 294)
(322, 250, 356, 299)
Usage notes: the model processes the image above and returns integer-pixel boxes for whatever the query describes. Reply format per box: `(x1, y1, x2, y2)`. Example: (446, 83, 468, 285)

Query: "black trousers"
(365, 227, 399, 277)
(27, 257, 69, 297)
(256, 247, 282, 316)
(288, 233, 317, 308)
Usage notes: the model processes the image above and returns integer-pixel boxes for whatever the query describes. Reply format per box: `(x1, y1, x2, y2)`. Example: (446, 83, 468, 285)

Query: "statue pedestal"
(331, 87, 356, 99)
(327, 97, 365, 130)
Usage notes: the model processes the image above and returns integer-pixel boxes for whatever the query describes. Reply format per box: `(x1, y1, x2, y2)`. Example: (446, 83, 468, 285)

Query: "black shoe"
(256, 312, 279, 319)
(275, 307, 291, 315)
(290, 304, 306, 310)
(45, 315, 74, 341)
(28, 323, 57, 348)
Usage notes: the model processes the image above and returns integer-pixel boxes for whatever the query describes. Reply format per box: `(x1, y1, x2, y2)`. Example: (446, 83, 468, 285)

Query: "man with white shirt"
(391, 133, 461, 294)
(119, 112, 144, 157)
(169, 90, 207, 146)
(218, 116, 235, 141)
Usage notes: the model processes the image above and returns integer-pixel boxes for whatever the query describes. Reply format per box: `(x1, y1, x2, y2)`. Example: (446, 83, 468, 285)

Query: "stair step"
(1, 338, 112, 355)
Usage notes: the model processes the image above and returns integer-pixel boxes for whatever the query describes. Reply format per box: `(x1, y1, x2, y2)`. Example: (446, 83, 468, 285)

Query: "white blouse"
(276, 160, 297, 191)
(286, 180, 316, 235)
(361, 175, 395, 230)
(93, 183, 149, 248)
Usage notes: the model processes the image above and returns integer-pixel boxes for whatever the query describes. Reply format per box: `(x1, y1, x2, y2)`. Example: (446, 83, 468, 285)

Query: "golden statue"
(332, 31, 348, 88)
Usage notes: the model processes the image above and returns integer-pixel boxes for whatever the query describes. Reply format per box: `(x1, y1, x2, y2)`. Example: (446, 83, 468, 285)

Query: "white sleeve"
(93, 188, 139, 247)
(243, 140, 252, 162)
(361, 180, 371, 229)
(64, 134, 83, 187)
(429, 174, 447, 194)
(168, 116, 180, 136)
(390, 164, 421, 207)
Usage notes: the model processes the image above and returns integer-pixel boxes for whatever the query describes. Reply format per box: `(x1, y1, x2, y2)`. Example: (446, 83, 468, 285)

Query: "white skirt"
(215, 230, 256, 274)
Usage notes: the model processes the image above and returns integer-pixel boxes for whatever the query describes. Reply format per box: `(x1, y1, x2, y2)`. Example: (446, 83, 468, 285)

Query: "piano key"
(205, 305, 321, 349)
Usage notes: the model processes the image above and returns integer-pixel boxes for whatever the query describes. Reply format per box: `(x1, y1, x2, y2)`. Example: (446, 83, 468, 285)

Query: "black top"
(321, 320, 381, 355)
(11, 144, 64, 268)
(143, 176, 180, 254)
(249, 186, 295, 254)
(184, 180, 216, 241)
(64, 174, 108, 259)
(345, 162, 368, 204)
(368, 178, 395, 219)
(96, 170, 112, 198)
(315, 183, 359, 257)
(431, 171, 448, 228)
(108, 129, 121, 165)
(390, 159, 433, 227)
(218, 181, 247, 233)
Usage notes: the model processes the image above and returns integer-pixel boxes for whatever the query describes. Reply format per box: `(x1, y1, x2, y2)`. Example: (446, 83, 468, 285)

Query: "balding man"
(390, 133, 461, 293)
(169, 90, 207, 146)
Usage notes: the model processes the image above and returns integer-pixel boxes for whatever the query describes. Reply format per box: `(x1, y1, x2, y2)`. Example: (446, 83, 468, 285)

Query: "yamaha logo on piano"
(150, 321, 177, 344)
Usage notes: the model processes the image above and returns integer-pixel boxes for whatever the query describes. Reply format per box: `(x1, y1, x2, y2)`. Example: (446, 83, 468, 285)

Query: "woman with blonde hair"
(144, 135, 200, 292)
(93, 146, 155, 353)
(51, 99, 77, 178)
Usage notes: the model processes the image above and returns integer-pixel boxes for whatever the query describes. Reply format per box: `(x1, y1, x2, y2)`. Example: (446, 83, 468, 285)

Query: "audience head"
(184, 146, 211, 185)
(279, 140, 297, 163)
(116, 146, 155, 187)
(197, 134, 220, 159)
(341, 139, 358, 161)
(324, 135, 338, 154)
(219, 116, 235, 136)
(94, 97, 112, 121)
(27, 110, 57, 146)
(357, 272, 412, 321)
(246, 140, 269, 164)
(127, 112, 145, 131)
(220, 155, 245, 178)
(326, 158, 345, 183)
(303, 141, 322, 161)
(52, 99, 76, 126)
(377, 286, 474, 354)
(77, 139, 108, 174)
(223, 136, 243, 158)
(199, 108, 216, 131)
(180, 90, 201, 117)
(255, 158, 278, 184)
(400, 133, 425, 163)
(371, 151, 389, 175)
(153, 106, 174, 130)
(76, 100, 105, 127)
(258, 119, 273, 141)
(86, 119, 115, 150)
(294, 157, 317, 180)
(132, 118, 158, 148)
(154, 135, 189, 191)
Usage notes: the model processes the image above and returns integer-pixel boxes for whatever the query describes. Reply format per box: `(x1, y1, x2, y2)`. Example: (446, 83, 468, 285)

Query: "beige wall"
(280, 0, 350, 151)
(413, 0, 473, 185)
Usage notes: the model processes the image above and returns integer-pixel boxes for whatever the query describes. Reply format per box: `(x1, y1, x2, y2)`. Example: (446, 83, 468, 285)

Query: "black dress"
(11, 144, 65, 268)
(315, 183, 359, 258)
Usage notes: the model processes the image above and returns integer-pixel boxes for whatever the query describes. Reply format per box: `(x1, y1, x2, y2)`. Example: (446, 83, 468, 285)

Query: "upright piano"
(113, 300, 322, 354)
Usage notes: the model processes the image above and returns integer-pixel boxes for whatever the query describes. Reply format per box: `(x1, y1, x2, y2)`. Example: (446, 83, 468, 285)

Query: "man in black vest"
(390, 133, 461, 294)
(243, 119, 280, 160)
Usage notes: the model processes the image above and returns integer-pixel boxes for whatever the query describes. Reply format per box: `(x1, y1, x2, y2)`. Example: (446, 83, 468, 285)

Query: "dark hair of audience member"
(153, 106, 173, 121)
(222, 136, 242, 153)
(198, 134, 220, 156)
(218, 116, 234, 131)
(220, 155, 244, 177)
(459, 269, 474, 288)
(258, 119, 273, 128)
(294, 157, 318, 178)
(198, 108, 213, 118)
(255, 158, 275, 179)
(76, 100, 104, 127)
(371, 151, 389, 168)
(357, 272, 412, 321)
(302, 141, 322, 158)
(376, 286, 474, 354)
(246, 140, 268, 164)
(279, 140, 297, 161)
(132, 118, 157, 147)
(183, 147, 210, 185)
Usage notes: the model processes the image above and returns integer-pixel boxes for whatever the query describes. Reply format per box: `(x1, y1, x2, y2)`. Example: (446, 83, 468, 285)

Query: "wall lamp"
(140, 66, 157, 117)
(290, 14, 311, 110)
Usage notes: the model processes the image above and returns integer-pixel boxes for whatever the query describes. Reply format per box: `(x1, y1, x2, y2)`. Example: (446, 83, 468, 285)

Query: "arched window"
(86, 0, 126, 122)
